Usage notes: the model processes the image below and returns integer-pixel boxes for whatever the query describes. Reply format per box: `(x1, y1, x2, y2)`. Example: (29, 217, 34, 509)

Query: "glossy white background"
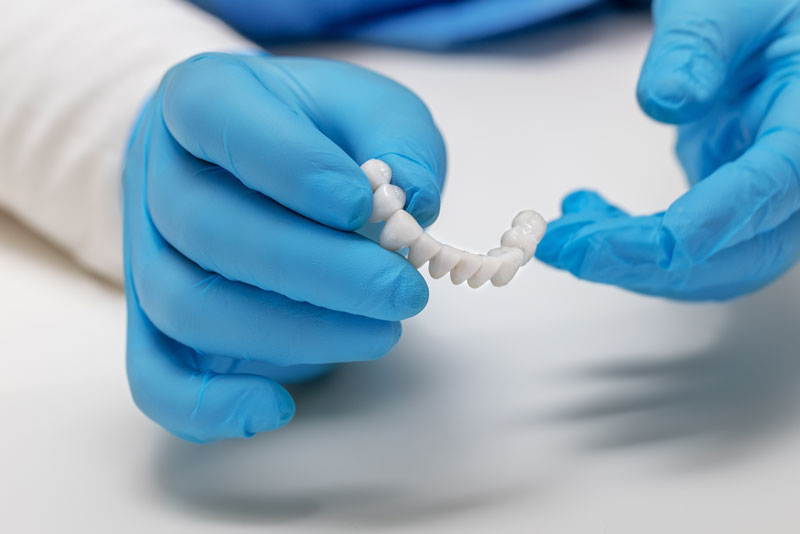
(3, 10, 800, 533)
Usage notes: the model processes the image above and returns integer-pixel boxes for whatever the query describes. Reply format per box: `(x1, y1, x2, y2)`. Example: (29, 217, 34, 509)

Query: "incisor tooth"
(369, 184, 406, 223)
(407, 233, 441, 269)
(429, 245, 462, 279)
(450, 252, 483, 285)
(487, 247, 524, 287)
(379, 210, 423, 251)
(361, 159, 392, 191)
(468, 254, 504, 288)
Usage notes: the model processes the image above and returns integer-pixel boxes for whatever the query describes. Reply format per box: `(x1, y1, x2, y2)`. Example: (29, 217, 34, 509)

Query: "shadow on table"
(152, 329, 545, 527)
(550, 265, 800, 466)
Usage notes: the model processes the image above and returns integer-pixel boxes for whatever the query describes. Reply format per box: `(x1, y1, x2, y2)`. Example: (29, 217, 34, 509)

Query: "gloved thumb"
(637, 0, 733, 124)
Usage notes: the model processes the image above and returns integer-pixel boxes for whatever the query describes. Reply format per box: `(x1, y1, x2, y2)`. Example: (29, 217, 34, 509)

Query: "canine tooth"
(487, 247, 524, 286)
(370, 184, 406, 223)
(428, 245, 462, 279)
(450, 252, 483, 285)
(467, 255, 504, 288)
(361, 159, 393, 191)
(407, 233, 441, 269)
(379, 210, 423, 251)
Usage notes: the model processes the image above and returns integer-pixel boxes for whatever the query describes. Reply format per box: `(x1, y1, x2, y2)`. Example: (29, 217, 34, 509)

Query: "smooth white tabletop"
(3, 11, 800, 533)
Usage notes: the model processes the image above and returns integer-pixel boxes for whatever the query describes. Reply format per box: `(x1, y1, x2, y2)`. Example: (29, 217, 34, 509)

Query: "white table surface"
(3, 10, 800, 533)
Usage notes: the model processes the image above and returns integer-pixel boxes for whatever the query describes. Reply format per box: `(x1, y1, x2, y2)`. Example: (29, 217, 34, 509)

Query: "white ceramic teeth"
(361, 159, 546, 288)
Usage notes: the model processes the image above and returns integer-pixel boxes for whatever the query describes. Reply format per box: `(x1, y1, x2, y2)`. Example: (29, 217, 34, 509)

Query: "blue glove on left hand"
(124, 53, 445, 443)
(537, 0, 800, 300)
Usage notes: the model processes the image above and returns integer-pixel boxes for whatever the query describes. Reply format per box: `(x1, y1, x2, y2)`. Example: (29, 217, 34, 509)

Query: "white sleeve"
(0, 0, 254, 284)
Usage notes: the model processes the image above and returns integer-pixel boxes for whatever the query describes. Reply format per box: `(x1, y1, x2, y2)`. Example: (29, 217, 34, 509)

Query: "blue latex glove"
(123, 52, 446, 442)
(537, 0, 800, 300)
(190, 0, 605, 50)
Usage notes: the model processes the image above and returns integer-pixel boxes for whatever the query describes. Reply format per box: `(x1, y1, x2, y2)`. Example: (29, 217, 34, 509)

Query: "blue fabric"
(190, 0, 609, 49)
(342, 0, 602, 49)
(537, 0, 800, 299)
(123, 53, 446, 442)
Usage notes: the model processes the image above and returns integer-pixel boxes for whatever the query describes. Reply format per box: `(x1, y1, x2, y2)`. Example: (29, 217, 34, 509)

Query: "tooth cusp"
(361, 159, 393, 191)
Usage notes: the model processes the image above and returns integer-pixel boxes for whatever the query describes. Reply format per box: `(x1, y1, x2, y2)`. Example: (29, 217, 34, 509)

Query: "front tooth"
(512, 210, 547, 241)
(428, 245, 462, 279)
(487, 247, 524, 286)
(501, 226, 538, 265)
(379, 210, 423, 251)
(467, 255, 503, 288)
(450, 252, 483, 285)
(407, 233, 441, 269)
(370, 184, 406, 223)
(361, 159, 392, 191)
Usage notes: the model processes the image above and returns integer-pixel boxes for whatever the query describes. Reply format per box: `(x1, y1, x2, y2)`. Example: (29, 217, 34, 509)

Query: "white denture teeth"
(467, 254, 504, 289)
(361, 159, 546, 289)
(429, 245, 462, 279)
(362, 159, 392, 191)
(370, 183, 406, 222)
(450, 252, 483, 285)
(379, 210, 424, 251)
(407, 233, 441, 269)
(487, 247, 524, 287)
(500, 226, 539, 265)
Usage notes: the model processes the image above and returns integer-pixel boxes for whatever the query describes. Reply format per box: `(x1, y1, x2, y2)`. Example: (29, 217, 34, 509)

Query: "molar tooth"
(488, 247, 524, 286)
(379, 210, 423, 251)
(370, 184, 406, 223)
(467, 255, 503, 289)
(361, 159, 393, 191)
(407, 233, 441, 269)
(428, 245, 462, 279)
(450, 252, 483, 285)
(512, 210, 547, 241)
(501, 226, 538, 265)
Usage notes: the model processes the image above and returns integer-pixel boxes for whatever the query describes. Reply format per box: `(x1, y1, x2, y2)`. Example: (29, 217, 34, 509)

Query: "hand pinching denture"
(362, 159, 546, 288)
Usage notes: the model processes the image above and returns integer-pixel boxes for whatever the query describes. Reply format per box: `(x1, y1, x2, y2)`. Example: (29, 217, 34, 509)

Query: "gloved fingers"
(160, 52, 373, 231)
(637, 0, 792, 124)
(252, 56, 447, 227)
(536, 198, 800, 299)
(146, 137, 429, 321)
(536, 190, 630, 261)
(125, 103, 402, 366)
(187, 354, 335, 385)
(131, 239, 402, 366)
(125, 276, 295, 443)
(561, 190, 630, 217)
(662, 79, 800, 265)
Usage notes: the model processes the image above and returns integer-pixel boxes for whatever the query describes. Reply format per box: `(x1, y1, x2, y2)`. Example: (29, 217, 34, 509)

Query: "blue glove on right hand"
(536, 0, 800, 300)
(123, 53, 446, 443)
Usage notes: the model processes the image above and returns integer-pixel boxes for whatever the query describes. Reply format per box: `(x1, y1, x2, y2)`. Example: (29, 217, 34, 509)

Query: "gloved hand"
(189, 0, 606, 50)
(123, 52, 446, 443)
(537, 0, 800, 300)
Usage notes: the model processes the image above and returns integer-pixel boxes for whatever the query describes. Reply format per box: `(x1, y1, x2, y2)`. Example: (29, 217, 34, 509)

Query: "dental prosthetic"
(361, 159, 546, 288)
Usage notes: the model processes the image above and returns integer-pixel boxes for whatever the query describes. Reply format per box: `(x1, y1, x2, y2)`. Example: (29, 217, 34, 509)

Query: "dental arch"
(361, 159, 546, 288)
